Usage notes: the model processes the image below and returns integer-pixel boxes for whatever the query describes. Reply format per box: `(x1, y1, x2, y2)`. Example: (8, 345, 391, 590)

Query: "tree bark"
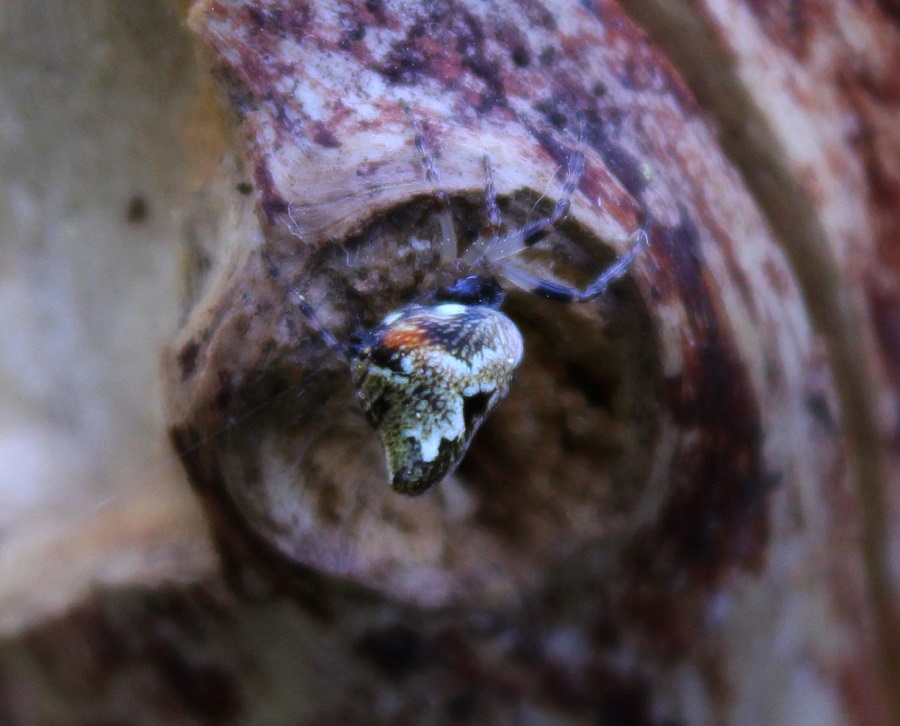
(2, 1, 898, 724)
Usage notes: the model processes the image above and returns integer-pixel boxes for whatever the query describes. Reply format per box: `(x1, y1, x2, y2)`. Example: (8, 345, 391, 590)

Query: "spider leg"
(481, 147, 586, 263)
(482, 154, 503, 235)
(261, 251, 348, 359)
(405, 109, 457, 265)
(463, 154, 504, 264)
(497, 228, 648, 303)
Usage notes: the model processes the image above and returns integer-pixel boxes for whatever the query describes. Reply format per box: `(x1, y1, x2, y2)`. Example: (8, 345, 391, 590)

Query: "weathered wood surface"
(1, 1, 898, 723)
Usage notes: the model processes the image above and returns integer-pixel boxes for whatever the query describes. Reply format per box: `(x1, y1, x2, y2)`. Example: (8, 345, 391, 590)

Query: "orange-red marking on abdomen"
(382, 322, 430, 351)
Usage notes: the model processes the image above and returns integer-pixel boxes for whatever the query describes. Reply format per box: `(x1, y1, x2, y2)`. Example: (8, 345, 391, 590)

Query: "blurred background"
(1, 1, 898, 723)
(0, 1, 211, 631)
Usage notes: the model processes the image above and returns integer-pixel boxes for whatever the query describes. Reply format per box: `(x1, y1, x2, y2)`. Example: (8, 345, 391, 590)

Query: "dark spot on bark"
(539, 660, 591, 711)
(511, 45, 530, 67)
(592, 81, 607, 97)
(215, 369, 234, 410)
(349, 23, 366, 43)
(212, 65, 256, 119)
(235, 181, 253, 195)
(588, 668, 660, 726)
(494, 22, 531, 68)
(150, 640, 242, 721)
(338, 21, 366, 49)
(254, 163, 289, 222)
(380, 44, 428, 84)
(356, 625, 433, 680)
(377, 7, 506, 111)
(126, 194, 148, 223)
(619, 56, 662, 93)
(590, 613, 620, 650)
(445, 687, 479, 719)
(454, 12, 505, 110)
(245, 3, 313, 42)
(178, 340, 200, 380)
(311, 121, 341, 148)
(874, 0, 900, 24)
(534, 100, 567, 130)
(564, 361, 615, 410)
(365, 0, 385, 19)
(518, 0, 558, 30)
(804, 386, 837, 437)
(584, 117, 648, 197)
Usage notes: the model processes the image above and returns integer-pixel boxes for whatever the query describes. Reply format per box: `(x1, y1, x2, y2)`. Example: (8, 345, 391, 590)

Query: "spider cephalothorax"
(292, 119, 647, 495)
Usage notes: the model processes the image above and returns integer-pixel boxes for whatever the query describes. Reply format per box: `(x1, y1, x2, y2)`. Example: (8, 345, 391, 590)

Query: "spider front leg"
(481, 154, 503, 237)
(407, 110, 458, 265)
(477, 146, 587, 264)
(497, 228, 649, 303)
(461, 154, 505, 264)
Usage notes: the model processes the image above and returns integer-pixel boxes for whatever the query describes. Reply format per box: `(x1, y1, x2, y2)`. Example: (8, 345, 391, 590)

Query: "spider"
(289, 117, 648, 496)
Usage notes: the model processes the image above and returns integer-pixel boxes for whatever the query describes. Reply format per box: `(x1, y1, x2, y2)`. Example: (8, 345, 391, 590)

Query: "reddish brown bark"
(2, 1, 898, 724)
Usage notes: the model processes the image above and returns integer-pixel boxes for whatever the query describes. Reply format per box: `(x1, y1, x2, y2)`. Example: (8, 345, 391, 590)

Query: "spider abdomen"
(349, 302, 524, 495)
